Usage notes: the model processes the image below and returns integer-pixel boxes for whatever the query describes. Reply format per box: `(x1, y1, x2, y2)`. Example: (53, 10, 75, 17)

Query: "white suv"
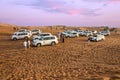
(62, 32, 79, 38)
(88, 34, 105, 42)
(18, 29, 32, 36)
(99, 30, 110, 36)
(11, 32, 31, 40)
(81, 31, 93, 36)
(31, 29, 41, 35)
(32, 33, 52, 40)
(32, 35, 58, 47)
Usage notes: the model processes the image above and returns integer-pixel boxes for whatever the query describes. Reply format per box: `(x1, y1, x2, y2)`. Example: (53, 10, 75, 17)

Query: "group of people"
(23, 38, 30, 49)
(58, 32, 65, 43)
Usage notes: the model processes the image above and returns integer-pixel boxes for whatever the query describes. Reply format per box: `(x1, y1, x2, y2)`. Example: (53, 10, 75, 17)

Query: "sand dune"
(0, 23, 120, 80)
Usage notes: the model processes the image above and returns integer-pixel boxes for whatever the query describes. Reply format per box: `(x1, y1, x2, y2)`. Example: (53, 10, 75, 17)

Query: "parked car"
(76, 30, 85, 36)
(81, 31, 93, 36)
(18, 29, 32, 36)
(88, 34, 105, 42)
(31, 29, 41, 35)
(62, 32, 79, 38)
(32, 35, 58, 47)
(11, 32, 31, 40)
(99, 30, 110, 36)
(18, 29, 27, 32)
(32, 33, 52, 40)
(86, 31, 93, 36)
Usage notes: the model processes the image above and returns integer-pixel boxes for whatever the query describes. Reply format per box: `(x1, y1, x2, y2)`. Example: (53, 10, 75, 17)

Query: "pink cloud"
(67, 9, 81, 15)
(104, 0, 120, 5)
(84, 0, 120, 4)
(16, 0, 99, 16)
(48, 3, 98, 16)
(107, 0, 120, 4)
(48, 5, 99, 16)
(51, 5, 60, 9)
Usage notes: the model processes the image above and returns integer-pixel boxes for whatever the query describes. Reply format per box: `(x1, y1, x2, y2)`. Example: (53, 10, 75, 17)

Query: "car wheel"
(102, 38, 105, 41)
(95, 39, 98, 42)
(13, 38, 17, 40)
(37, 43, 41, 47)
(51, 42, 55, 46)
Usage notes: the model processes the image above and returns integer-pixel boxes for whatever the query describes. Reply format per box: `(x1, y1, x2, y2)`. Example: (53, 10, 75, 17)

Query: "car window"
(18, 34, 20, 36)
(72, 33, 76, 35)
(20, 33, 28, 35)
(67, 32, 71, 34)
(43, 34, 48, 36)
(34, 38, 39, 40)
(51, 37, 55, 39)
(40, 34, 43, 36)
(39, 34, 50, 36)
(39, 38, 42, 40)
(20, 33, 24, 35)
(21, 33, 25, 35)
(43, 37, 51, 40)
(14, 33, 17, 35)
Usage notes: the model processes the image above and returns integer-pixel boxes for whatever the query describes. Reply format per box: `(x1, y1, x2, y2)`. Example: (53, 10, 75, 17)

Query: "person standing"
(58, 32, 61, 40)
(27, 40, 31, 48)
(23, 40, 27, 50)
(61, 33, 65, 43)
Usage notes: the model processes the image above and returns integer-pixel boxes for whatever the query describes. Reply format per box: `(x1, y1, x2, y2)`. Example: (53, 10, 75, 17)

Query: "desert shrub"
(110, 28, 116, 32)
(103, 26, 109, 31)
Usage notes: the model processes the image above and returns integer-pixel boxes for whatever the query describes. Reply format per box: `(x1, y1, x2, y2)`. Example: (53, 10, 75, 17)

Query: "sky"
(0, 0, 120, 27)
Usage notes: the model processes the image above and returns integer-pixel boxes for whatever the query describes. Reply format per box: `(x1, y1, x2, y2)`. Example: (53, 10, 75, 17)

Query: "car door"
(97, 35, 101, 40)
(43, 37, 51, 45)
(17, 33, 23, 39)
(21, 33, 26, 39)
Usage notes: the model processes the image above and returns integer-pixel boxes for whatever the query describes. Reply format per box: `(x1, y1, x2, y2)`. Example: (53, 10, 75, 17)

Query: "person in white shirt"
(58, 32, 61, 40)
(23, 40, 27, 49)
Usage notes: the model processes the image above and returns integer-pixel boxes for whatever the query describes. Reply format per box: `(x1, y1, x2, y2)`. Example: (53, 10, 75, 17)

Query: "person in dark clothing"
(61, 33, 65, 43)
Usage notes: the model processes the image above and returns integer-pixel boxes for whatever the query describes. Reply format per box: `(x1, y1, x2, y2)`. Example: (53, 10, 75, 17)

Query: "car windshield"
(67, 32, 71, 34)
(101, 30, 109, 33)
(72, 33, 76, 34)
(38, 34, 50, 36)
(34, 38, 42, 40)
(13, 33, 17, 35)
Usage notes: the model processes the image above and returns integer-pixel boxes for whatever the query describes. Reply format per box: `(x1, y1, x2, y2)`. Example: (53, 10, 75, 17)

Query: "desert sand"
(0, 23, 120, 80)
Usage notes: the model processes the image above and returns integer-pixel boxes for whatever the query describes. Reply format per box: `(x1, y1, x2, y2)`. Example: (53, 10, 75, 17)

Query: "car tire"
(13, 38, 17, 40)
(51, 42, 55, 46)
(37, 43, 41, 47)
(95, 39, 98, 42)
(102, 38, 105, 41)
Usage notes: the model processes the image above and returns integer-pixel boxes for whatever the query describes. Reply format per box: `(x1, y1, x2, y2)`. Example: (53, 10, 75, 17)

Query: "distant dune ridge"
(0, 22, 120, 35)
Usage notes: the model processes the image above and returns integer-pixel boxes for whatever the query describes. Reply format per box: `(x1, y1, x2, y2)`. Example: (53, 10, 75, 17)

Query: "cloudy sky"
(0, 0, 120, 27)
